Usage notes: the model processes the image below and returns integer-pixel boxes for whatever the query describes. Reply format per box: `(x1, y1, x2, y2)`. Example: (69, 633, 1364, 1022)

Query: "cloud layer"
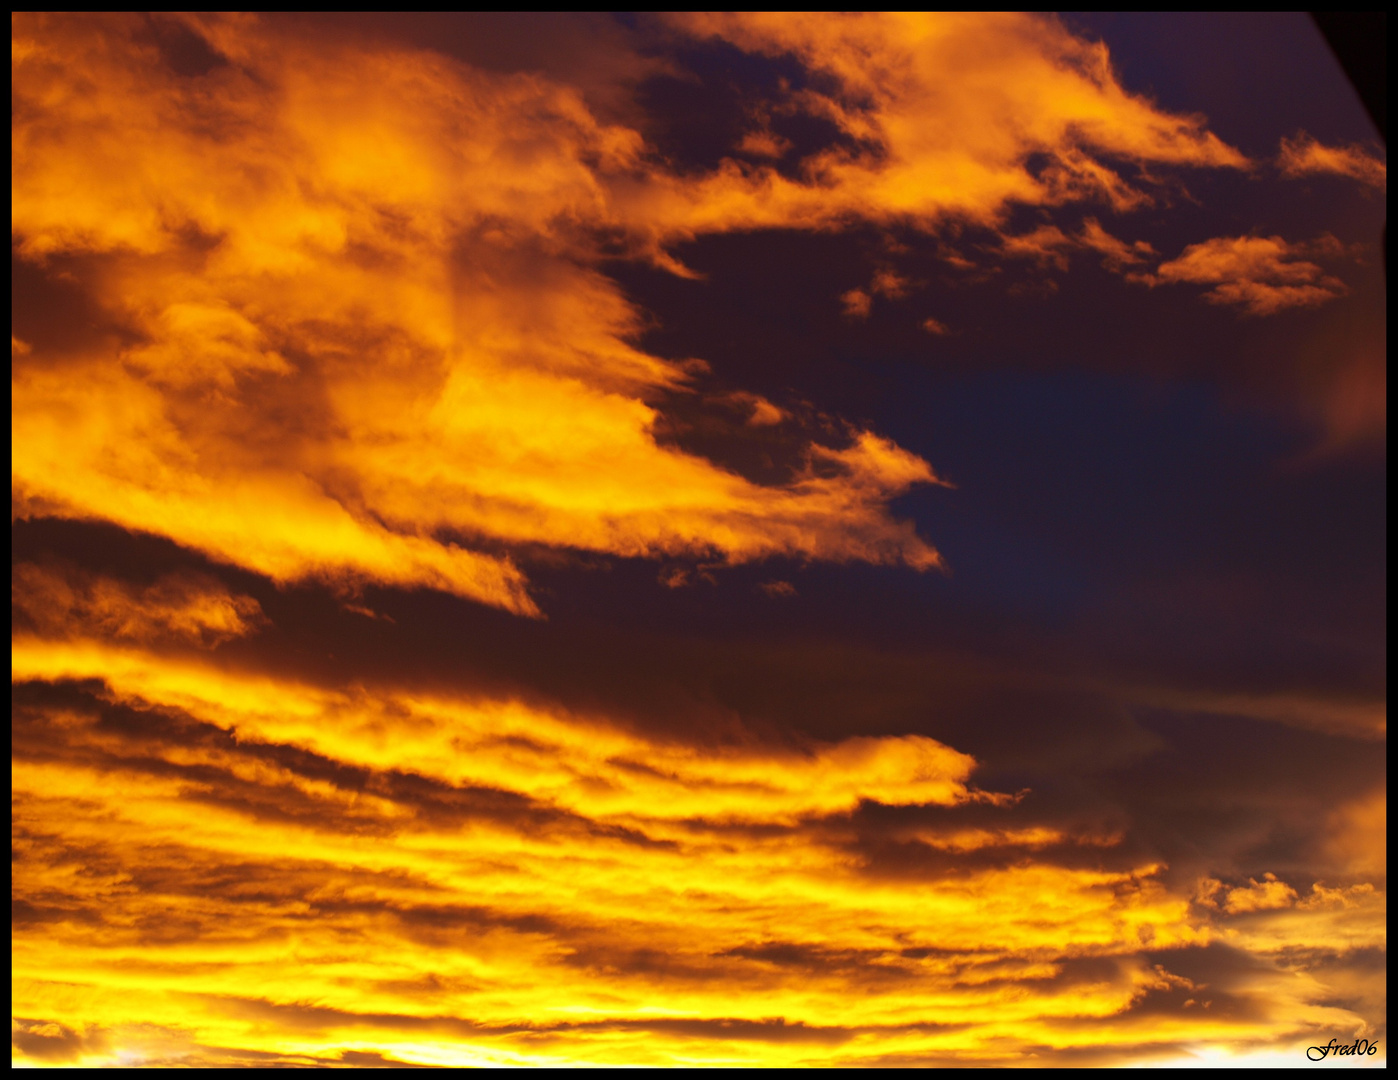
(12, 591, 1385, 1065)
(13, 618, 1385, 1066)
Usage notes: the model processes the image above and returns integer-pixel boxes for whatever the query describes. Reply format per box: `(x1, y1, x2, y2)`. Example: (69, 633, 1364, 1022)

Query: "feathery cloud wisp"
(1132, 235, 1348, 316)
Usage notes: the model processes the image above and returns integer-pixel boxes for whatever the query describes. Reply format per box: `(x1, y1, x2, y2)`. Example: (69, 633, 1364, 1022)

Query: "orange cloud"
(736, 128, 791, 160)
(11, 13, 946, 616)
(1279, 133, 1386, 188)
(1135, 235, 1347, 316)
(1078, 217, 1156, 270)
(12, 632, 1385, 1066)
(1126, 683, 1386, 741)
(840, 267, 915, 319)
(12, 634, 990, 825)
(911, 825, 1120, 853)
(841, 287, 873, 318)
(1325, 789, 1386, 878)
(999, 224, 1074, 270)
(1221, 873, 1299, 915)
(10, 13, 1267, 618)
(870, 268, 911, 299)
(715, 390, 787, 427)
(998, 219, 1153, 275)
(12, 562, 264, 648)
(640, 12, 1245, 239)
(9, 634, 1193, 1065)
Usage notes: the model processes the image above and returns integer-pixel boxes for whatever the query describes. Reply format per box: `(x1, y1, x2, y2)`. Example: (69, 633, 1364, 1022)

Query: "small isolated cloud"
(1079, 217, 1155, 270)
(722, 390, 787, 426)
(736, 128, 791, 159)
(1279, 133, 1386, 189)
(840, 268, 913, 319)
(1133, 235, 1347, 316)
(869, 268, 911, 299)
(841, 287, 873, 318)
(921, 317, 949, 335)
(1222, 873, 1299, 914)
(658, 566, 690, 589)
(999, 225, 1073, 270)
(759, 579, 797, 598)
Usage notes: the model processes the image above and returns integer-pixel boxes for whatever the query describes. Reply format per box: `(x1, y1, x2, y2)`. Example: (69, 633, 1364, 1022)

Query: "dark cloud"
(11, 1019, 105, 1063)
(339, 1049, 444, 1068)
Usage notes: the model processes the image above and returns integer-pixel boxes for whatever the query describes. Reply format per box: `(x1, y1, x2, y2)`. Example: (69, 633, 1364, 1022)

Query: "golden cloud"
(11, 641, 1188, 1064)
(638, 11, 1245, 240)
(1134, 235, 1348, 316)
(12, 629, 1386, 1065)
(12, 13, 948, 618)
(13, 634, 988, 825)
(11, 13, 1271, 616)
(1221, 873, 1300, 915)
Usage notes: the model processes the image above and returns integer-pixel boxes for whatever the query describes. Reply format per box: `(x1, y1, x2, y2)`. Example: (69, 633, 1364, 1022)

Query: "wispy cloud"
(1131, 235, 1348, 315)
(650, 12, 1245, 238)
(1279, 133, 1386, 188)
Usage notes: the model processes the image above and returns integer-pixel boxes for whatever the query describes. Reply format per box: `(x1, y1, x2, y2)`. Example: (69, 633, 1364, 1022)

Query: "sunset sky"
(11, 12, 1386, 1067)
